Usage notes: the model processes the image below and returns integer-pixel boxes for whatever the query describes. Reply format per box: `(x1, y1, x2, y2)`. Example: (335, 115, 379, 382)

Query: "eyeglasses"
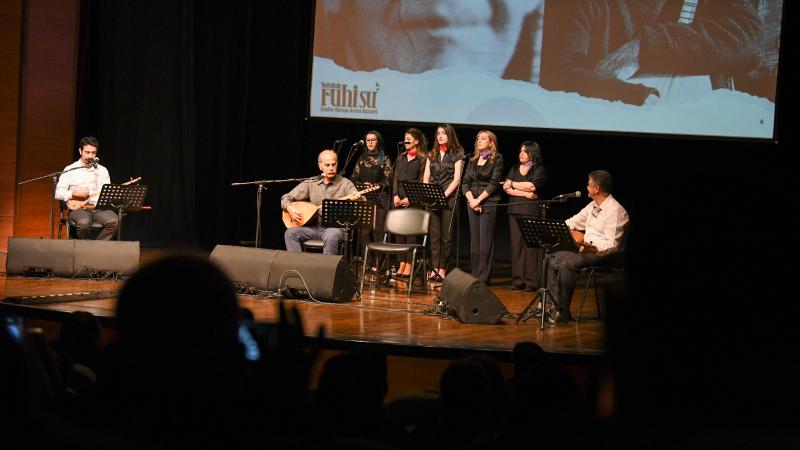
(365, 139, 378, 142)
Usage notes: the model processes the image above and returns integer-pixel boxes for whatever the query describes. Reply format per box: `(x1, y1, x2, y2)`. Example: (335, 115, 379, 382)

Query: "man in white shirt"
(55, 136, 118, 240)
(547, 170, 629, 323)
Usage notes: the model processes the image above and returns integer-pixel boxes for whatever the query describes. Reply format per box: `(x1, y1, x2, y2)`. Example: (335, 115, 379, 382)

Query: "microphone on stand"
(397, 141, 411, 145)
(90, 157, 99, 168)
(333, 138, 348, 160)
(352, 139, 365, 148)
(553, 191, 582, 200)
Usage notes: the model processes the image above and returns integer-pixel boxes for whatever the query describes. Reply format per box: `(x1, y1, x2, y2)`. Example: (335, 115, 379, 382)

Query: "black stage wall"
(73, 0, 798, 432)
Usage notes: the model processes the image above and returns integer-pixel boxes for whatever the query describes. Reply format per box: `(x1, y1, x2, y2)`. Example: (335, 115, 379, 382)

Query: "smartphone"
(238, 321, 279, 362)
(4, 316, 24, 343)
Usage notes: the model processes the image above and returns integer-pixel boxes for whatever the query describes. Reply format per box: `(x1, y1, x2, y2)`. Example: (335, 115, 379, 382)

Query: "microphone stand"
(333, 139, 347, 161)
(231, 176, 318, 248)
(449, 156, 469, 270)
(17, 164, 87, 239)
(341, 142, 360, 177)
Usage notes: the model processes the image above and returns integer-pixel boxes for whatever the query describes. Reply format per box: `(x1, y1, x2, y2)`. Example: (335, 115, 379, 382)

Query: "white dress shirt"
(55, 160, 111, 205)
(565, 194, 629, 254)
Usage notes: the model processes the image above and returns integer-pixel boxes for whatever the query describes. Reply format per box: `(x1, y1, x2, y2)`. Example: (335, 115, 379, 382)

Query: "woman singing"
(351, 130, 393, 263)
(423, 124, 464, 281)
(503, 141, 547, 291)
(462, 130, 504, 285)
(392, 128, 427, 278)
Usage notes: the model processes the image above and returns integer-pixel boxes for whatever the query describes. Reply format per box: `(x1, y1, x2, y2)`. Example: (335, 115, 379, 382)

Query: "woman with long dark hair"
(351, 130, 393, 263)
(391, 128, 427, 278)
(462, 130, 504, 285)
(503, 141, 547, 291)
(423, 124, 464, 281)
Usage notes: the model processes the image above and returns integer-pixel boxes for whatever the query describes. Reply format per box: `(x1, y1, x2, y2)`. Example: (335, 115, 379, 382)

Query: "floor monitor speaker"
(6, 237, 75, 277)
(6, 238, 140, 277)
(73, 240, 140, 276)
(209, 246, 354, 303)
(441, 268, 508, 324)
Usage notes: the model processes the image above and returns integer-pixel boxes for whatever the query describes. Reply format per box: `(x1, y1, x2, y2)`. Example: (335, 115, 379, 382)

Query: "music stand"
(353, 182, 383, 205)
(400, 181, 446, 210)
(402, 181, 448, 280)
(96, 184, 148, 240)
(321, 199, 376, 297)
(514, 217, 580, 328)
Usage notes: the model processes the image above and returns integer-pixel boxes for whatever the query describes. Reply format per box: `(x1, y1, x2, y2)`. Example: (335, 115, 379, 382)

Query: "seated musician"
(55, 136, 119, 240)
(281, 149, 360, 255)
(547, 170, 629, 323)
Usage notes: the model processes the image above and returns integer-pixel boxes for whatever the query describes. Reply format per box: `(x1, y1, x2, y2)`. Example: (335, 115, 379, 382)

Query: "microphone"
(554, 191, 582, 199)
(334, 138, 347, 145)
(353, 139, 365, 147)
(398, 141, 411, 145)
(90, 157, 99, 168)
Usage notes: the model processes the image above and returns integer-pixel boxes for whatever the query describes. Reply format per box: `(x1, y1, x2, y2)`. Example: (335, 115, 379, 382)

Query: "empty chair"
(360, 208, 430, 297)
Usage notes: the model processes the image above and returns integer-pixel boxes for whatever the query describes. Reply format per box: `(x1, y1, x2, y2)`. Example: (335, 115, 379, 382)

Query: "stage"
(1, 249, 607, 362)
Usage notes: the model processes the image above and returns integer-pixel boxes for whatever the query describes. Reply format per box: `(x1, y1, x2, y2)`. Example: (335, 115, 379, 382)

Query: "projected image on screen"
(310, 0, 781, 139)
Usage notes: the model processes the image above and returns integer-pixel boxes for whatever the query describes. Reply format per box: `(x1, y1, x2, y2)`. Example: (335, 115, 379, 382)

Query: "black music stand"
(353, 182, 383, 205)
(96, 183, 148, 241)
(402, 181, 447, 281)
(353, 182, 385, 268)
(321, 199, 376, 296)
(401, 181, 446, 210)
(515, 217, 580, 328)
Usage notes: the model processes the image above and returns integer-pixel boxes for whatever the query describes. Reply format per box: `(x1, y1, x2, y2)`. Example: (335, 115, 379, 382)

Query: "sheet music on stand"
(516, 217, 580, 254)
(96, 183, 148, 211)
(401, 181, 446, 209)
(320, 199, 376, 230)
(353, 182, 382, 204)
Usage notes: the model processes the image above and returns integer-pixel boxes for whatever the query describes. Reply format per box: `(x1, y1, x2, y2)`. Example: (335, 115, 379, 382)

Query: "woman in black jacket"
(462, 130, 504, 285)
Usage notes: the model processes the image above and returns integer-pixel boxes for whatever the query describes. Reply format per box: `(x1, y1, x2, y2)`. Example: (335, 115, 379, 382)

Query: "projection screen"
(309, 0, 782, 139)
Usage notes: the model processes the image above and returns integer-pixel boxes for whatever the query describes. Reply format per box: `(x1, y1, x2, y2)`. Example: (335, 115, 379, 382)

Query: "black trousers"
(547, 250, 604, 319)
(429, 205, 455, 271)
(466, 201, 497, 284)
(509, 215, 541, 289)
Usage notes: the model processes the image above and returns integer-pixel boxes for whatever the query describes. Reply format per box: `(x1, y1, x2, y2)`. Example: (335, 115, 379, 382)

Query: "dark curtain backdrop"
(77, 0, 313, 249)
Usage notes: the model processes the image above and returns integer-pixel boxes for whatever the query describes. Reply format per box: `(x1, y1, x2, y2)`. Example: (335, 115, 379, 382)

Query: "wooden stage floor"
(1, 265, 607, 361)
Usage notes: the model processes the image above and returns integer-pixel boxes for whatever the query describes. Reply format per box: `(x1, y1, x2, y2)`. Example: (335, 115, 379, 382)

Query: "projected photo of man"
(314, 0, 544, 81)
(538, 0, 775, 106)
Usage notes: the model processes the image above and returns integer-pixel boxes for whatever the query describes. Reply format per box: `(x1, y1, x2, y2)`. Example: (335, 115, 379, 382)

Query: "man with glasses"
(546, 170, 629, 323)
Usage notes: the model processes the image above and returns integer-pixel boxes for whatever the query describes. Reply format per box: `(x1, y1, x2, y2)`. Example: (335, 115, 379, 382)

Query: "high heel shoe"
(428, 271, 443, 282)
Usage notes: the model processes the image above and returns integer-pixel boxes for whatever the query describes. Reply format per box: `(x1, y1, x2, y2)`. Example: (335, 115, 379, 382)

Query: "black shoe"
(547, 309, 571, 324)
(525, 285, 537, 292)
(511, 283, 525, 290)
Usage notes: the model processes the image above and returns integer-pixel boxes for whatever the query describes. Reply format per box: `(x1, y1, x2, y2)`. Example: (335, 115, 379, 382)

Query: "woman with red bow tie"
(423, 124, 465, 281)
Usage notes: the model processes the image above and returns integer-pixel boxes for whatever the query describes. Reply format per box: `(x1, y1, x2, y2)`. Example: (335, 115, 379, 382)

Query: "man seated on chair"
(55, 136, 119, 240)
(281, 149, 360, 255)
(547, 170, 629, 323)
